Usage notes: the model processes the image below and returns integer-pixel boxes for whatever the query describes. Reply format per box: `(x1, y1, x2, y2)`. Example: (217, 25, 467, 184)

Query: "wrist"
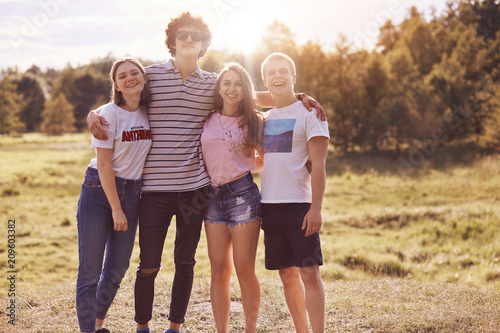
(296, 92, 306, 101)
(310, 203, 322, 211)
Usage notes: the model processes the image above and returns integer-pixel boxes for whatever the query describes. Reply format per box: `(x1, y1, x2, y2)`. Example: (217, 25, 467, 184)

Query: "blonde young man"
(259, 52, 329, 333)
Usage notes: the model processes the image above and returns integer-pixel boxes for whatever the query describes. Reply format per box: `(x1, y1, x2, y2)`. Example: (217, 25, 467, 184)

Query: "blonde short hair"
(260, 52, 296, 80)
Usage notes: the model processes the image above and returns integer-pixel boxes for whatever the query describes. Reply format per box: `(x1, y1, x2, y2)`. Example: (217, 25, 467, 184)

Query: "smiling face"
(114, 61, 146, 98)
(173, 25, 203, 60)
(218, 69, 244, 109)
(262, 57, 296, 98)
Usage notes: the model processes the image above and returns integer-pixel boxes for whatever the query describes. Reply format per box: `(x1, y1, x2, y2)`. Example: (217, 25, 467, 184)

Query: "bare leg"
(300, 265, 325, 333)
(168, 321, 181, 330)
(278, 267, 308, 333)
(206, 223, 233, 333)
(95, 318, 104, 331)
(232, 220, 261, 332)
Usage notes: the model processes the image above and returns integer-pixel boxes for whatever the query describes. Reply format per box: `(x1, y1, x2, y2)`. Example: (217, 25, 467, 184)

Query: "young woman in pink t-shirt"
(200, 62, 263, 332)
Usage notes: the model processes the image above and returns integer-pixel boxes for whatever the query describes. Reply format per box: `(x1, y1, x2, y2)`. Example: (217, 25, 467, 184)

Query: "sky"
(0, 0, 452, 72)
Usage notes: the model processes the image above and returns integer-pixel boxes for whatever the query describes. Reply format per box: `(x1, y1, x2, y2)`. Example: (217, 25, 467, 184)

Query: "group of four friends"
(76, 11, 329, 333)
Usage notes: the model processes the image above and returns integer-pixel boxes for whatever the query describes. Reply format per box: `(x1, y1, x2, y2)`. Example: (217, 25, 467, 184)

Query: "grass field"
(1, 133, 500, 332)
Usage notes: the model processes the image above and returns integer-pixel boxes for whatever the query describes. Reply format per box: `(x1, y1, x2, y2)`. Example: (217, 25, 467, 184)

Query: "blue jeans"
(134, 187, 208, 325)
(76, 167, 141, 332)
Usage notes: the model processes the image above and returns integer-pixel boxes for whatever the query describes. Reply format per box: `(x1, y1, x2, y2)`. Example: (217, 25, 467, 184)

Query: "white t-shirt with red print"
(89, 103, 152, 180)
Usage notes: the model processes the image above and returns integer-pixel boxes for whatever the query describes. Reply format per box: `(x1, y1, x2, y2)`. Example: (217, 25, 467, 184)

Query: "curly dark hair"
(165, 11, 212, 58)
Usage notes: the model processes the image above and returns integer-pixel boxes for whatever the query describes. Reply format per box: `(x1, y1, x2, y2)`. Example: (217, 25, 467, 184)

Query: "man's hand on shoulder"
(299, 94, 327, 121)
(88, 106, 109, 140)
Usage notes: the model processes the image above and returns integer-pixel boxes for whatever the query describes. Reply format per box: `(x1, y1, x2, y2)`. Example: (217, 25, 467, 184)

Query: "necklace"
(217, 112, 246, 152)
(218, 111, 239, 130)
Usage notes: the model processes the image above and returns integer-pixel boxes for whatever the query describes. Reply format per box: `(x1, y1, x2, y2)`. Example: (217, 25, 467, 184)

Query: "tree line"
(1, 0, 499, 153)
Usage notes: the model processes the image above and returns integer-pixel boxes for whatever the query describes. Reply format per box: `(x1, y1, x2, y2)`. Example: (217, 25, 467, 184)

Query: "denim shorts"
(205, 172, 262, 225)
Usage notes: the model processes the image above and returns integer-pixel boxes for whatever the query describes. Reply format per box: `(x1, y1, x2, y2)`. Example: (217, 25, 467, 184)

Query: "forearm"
(87, 107, 102, 126)
(307, 137, 328, 211)
(252, 151, 264, 174)
(88, 105, 109, 140)
(96, 160, 121, 212)
(310, 164, 326, 211)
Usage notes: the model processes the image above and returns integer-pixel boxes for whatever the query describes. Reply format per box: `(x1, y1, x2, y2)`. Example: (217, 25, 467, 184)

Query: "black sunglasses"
(176, 31, 203, 42)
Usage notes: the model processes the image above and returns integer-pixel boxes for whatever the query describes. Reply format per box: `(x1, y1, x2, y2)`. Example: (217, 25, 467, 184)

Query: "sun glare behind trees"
(0, 1, 499, 153)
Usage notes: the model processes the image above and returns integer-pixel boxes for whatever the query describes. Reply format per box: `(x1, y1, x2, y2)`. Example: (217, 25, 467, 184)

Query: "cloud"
(0, 0, 451, 71)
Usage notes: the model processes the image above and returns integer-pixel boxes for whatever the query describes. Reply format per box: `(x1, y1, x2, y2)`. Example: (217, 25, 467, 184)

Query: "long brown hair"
(212, 62, 262, 148)
(110, 57, 150, 109)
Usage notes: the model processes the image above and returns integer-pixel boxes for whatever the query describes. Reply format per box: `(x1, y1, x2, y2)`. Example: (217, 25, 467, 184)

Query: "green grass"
(315, 146, 500, 286)
(1, 133, 500, 332)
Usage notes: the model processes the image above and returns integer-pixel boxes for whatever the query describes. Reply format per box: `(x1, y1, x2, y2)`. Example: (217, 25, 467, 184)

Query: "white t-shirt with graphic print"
(89, 103, 152, 180)
(261, 101, 329, 203)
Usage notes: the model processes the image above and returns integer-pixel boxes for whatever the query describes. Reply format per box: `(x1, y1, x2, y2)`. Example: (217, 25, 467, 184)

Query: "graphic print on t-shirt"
(122, 125, 152, 142)
(264, 119, 296, 153)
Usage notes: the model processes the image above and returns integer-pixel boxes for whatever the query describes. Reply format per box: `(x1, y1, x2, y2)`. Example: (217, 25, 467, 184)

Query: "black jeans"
(134, 187, 208, 325)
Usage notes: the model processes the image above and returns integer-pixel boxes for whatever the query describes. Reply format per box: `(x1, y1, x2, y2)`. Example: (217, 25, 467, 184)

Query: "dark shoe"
(96, 328, 110, 333)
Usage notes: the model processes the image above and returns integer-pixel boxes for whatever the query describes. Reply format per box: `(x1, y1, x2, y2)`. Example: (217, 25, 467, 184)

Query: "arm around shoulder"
(88, 104, 109, 140)
(300, 94, 327, 121)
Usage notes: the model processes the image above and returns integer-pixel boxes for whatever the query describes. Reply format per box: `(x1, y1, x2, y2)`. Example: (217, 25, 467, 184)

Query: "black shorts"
(261, 203, 323, 270)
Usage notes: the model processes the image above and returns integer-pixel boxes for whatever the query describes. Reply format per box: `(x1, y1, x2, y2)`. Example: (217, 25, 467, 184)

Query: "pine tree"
(381, 47, 422, 152)
(0, 77, 24, 135)
(16, 75, 46, 132)
(41, 94, 76, 135)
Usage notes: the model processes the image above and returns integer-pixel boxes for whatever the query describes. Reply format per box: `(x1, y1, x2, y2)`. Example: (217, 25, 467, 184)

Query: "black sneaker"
(96, 328, 110, 333)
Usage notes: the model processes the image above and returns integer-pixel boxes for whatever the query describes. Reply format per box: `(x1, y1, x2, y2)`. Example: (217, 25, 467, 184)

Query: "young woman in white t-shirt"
(76, 57, 152, 333)
(200, 63, 263, 332)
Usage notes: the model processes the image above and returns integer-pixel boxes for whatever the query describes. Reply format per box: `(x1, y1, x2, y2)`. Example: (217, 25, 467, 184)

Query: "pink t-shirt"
(201, 112, 256, 186)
